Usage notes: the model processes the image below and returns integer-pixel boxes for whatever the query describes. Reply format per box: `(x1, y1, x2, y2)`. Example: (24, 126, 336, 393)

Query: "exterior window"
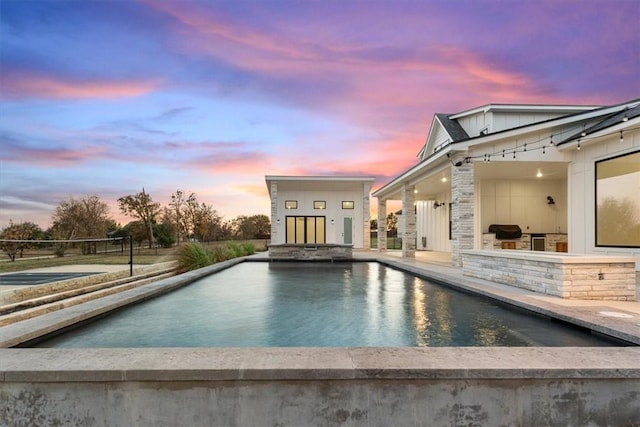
(285, 200, 297, 209)
(314, 201, 326, 209)
(595, 150, 640, 247)
(286, 216, 326, 244)
(342, 201, 354, 209)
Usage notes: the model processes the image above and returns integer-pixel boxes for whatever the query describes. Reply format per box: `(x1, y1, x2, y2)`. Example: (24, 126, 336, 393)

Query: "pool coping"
(1, 347, 639, 382)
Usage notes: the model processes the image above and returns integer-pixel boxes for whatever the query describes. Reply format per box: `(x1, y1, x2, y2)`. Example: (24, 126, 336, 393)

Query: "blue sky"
(1, 0, 639, 228)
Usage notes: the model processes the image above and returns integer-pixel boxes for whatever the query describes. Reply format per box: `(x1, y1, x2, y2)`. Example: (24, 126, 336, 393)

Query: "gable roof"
(374, 98, 640, 200)
(435, 113, 469, 142)
(419, 103, 600, 160)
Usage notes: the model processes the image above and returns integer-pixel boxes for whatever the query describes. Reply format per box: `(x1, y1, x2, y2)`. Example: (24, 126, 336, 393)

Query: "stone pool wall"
(462, 250, 637, 300)
(1, 347, 639, 426)
(269, 244, 352, 260)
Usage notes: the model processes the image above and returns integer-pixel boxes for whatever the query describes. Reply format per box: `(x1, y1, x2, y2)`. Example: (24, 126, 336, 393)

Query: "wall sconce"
(276, 218, 280, 224)
(331, 219, 335, 225)
(547, 196, 555, 205)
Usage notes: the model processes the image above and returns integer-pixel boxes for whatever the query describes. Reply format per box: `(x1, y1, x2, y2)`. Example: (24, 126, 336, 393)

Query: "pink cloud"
(0, 72, 159, 100)
(185, 150, 272, 174)
(1, 143, 107, 167)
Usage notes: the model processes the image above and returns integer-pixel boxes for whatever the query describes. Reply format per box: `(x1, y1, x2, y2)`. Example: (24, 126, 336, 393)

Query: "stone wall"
(268, 244, 352, 260)
(1, 348, 638, 427)
(463, 250, 637, 300)
(482, 233, 568, 252)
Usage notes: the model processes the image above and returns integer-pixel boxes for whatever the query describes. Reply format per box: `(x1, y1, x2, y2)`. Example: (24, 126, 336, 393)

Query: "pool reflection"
(34, 262, 619, 348)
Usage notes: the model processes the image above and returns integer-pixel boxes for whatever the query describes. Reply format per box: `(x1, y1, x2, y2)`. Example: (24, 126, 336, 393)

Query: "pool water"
(35, 262, 619, 347)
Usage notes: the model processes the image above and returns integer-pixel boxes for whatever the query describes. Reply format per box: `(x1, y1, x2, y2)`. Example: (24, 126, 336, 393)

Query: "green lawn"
(0, 240, 269, 273)
(370, 237, 403, 250)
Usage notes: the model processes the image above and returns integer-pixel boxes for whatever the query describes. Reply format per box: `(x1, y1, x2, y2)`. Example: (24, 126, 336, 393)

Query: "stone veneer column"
(270, 181, 278, 244)
(451, 156, 474, 267)
(377, 199, 387, 252)
(402, 184, 416, 258)
(363, 183, 371, 249)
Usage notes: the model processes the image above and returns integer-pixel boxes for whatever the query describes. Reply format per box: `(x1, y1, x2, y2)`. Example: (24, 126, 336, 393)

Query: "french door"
(286, 216, 326, 244)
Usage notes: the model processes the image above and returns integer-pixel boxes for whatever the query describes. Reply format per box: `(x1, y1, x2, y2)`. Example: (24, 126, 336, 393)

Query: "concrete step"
(0, 271, 176, 326)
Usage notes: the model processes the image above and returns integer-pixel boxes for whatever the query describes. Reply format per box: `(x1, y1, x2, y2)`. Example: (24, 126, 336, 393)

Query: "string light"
(464, 123, 638, 164)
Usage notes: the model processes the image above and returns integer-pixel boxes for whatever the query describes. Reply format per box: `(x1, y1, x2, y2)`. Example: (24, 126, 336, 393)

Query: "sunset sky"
(1, 0, 639, 229)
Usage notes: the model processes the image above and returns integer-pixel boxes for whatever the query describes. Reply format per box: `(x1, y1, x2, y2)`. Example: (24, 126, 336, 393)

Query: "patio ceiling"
(474, 161, 568, 181)
(383, 161, 568, 201)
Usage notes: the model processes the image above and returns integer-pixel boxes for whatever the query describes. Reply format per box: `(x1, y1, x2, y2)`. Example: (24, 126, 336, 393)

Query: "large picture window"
(286, 216, 326, 244)
(595, 150, 640, 247)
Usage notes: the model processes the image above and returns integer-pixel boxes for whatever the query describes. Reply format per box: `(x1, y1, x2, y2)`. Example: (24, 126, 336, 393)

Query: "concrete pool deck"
(1, 252, 639, 426)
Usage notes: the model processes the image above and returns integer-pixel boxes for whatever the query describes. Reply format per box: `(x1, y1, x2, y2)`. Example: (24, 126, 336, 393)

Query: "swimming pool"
(34, 262, 619, 347)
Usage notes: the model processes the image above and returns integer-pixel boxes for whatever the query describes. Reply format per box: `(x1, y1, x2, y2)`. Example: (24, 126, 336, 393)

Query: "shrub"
(241, 242, 255, 255)
(176, 241, 257, 272)
(211, 245, 232, 263)
(54, 244, 66, 258)
(226, 242, 244, 258)
(176, 242, 214, 273)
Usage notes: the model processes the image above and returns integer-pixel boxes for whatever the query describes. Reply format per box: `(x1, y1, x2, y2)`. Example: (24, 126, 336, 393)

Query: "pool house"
(265, 175, 375, 259)
(373, 98, 640, 274)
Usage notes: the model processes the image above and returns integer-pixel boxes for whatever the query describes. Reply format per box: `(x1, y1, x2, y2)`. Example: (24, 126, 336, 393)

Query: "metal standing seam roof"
(557, 103, 640, 145)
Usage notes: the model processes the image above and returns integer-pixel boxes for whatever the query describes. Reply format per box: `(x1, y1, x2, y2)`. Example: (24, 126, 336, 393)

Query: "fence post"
(129, 235, 133, 277)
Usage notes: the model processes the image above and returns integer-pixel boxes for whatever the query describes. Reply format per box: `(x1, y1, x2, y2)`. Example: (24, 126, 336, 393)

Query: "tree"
(122, 221, 148, 247)
(154, 222, 176, 248)
(191, 203, 221, 242)
(50, 195, 114, 255)
(0, 220, 43, 261)
(232, 215, 271, 239)
(118, 188, 161, 248)
(250, 214, 270, 238)
(169, 189, 190, 243)
(51, 195, 113, 240)
(386, 212, 398, 233)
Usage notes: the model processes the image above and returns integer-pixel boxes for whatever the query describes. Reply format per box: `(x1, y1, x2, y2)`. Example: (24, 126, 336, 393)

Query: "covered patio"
(372, 99, 639, 271)
(372, 99, 640, 301)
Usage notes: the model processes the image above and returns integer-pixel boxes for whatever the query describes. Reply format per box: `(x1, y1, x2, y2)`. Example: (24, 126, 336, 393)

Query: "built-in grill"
(488, 224, 522, 239)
